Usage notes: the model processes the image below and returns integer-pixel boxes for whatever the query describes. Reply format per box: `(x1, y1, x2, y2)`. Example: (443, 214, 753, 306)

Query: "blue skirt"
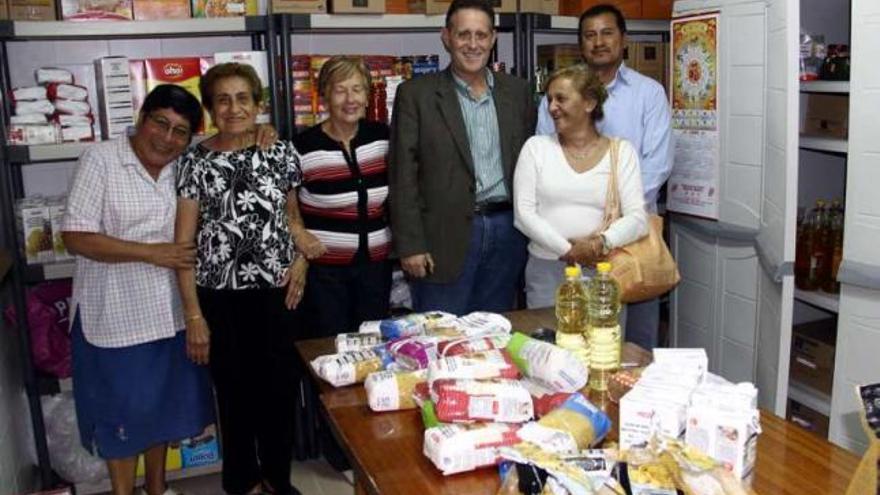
(71, 310, 215, 459)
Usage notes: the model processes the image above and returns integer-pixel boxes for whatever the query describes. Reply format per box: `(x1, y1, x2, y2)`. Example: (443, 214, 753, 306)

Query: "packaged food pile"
(311, 314, 759, 494)
(9, 68, 95, 145)
(16, 195, 71, 265)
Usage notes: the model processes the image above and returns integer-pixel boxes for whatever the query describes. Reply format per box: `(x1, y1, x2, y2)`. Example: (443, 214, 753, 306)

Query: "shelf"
(800, 80, 849, 94)
(547, 16, 669, 33)
(799, 135, 848, 154)
(75, 462, 222, 495)
(24, 261, 75, 283)
(0, 17, 267, 40)
(6, 143, 91, 164)
(788, 381, 831, 417)
(285, 13, 520, 32)
(794, 288, 840, 313)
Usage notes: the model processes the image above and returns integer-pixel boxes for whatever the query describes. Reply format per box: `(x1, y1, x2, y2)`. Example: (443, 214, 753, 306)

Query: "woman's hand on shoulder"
(145, 241, 196, 269)
(254, 124, 279, 150)
(283, 256, 309, 310)
(185, 316, 210, 365)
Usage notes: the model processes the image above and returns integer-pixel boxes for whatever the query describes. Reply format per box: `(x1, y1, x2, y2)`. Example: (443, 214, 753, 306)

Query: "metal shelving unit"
(0, 17, 279, 492)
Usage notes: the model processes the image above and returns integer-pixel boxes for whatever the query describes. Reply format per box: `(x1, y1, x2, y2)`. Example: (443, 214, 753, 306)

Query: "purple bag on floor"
(4, 280, 72, 378)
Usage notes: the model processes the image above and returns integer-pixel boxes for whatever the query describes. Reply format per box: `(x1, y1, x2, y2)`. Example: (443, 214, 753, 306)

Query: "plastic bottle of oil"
(555, 265, 590, 375)
(587, 262, 621, 393)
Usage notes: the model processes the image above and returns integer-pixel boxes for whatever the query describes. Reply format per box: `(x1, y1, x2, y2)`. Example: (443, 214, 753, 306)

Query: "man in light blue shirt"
(536, 3, 673, 349)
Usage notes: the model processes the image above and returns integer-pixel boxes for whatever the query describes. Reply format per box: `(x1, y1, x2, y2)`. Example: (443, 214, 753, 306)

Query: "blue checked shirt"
(452, 70, 508, 203)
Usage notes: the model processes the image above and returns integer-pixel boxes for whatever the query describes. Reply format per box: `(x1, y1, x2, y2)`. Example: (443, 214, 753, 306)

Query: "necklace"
(563, 137, 603, 160)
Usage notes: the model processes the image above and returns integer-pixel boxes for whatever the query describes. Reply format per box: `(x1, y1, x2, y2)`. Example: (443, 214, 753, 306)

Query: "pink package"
(3, 280, 72, 378)
(387, 337, 436, 370)
(437, 335, 509, 357)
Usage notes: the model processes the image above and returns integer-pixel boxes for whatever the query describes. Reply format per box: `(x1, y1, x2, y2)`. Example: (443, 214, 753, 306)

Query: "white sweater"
(513, 134, 648, 260)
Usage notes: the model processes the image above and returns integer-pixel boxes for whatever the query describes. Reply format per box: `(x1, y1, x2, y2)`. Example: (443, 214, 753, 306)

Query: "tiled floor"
(106, 459, 355, 495)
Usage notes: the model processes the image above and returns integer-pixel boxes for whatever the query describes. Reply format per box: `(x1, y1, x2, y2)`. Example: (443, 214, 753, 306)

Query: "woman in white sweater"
(514, 64, 648, 308)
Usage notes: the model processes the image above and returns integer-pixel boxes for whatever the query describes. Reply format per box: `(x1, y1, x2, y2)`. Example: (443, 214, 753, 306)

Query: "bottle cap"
(596, 262, 611, 273)
(564, 265, 581, 278)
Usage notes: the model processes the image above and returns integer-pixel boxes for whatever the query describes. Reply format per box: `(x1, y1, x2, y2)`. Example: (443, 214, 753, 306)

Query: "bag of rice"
(310, 348, 393, 387)
(380, 311, 457, 340)
(364, 369, 427, 412)
(505, 332, 588, 393)
(423, 423, 522, 475)
(521, 377, 574, 418)
(431, 379, 533, 423)
(334, 332, 383, 353)
(436, 334, 510, 357)
(451, 311, 512, 337)
(427, 349, 520, 385)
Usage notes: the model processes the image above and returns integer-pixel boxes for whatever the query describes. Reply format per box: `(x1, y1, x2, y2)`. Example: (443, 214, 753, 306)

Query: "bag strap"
(601, 138, 622, 229)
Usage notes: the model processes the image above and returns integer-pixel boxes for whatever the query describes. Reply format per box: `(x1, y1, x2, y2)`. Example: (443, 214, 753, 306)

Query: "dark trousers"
(198, 287, 300, 495)
(299, 259, 392, 470)
(303, 259, 393, 338)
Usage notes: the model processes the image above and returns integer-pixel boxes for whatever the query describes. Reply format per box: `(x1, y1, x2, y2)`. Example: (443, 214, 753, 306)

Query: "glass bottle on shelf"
(796, 200, 827, 291)
(807, 200, 831, 291)
(822, 199, 844, 294)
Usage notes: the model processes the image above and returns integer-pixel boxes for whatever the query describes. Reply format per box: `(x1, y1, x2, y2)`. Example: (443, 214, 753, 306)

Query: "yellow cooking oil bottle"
(587, 262, 621, 393)
(555, 265, 590, 376)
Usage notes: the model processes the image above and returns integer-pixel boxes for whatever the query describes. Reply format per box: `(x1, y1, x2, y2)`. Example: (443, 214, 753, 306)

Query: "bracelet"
(185, 314, 203, 322)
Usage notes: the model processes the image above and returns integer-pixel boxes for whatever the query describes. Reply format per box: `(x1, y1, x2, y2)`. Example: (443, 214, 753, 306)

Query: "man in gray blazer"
(389, 0, 536, 314)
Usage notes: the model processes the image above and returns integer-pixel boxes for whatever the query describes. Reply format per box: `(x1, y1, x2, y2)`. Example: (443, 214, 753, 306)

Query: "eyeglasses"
(145, 113, 192, 141)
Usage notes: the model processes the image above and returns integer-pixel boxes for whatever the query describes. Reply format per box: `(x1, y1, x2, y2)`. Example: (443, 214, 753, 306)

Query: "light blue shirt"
(537, 63, 673, 212)
(452, 70, 508, 203)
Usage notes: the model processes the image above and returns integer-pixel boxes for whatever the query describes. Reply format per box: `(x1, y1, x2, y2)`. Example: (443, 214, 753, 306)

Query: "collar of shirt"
(606, 62, 635, 93)
(452, 68, 495, 102)
(118, 136, 176, 184)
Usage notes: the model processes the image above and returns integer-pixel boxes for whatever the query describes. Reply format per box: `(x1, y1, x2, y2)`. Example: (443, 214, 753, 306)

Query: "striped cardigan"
(293, 120, 391, 265)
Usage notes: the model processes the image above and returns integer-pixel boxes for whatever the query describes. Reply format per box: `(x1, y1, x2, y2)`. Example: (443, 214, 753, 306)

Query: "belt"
(473, 201, 513, 215)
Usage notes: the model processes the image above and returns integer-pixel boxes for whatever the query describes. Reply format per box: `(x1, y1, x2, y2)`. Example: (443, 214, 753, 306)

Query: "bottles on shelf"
(555, 265, 590, 375)
(587, 262, 621, 395)
(795, 199, 845, 293)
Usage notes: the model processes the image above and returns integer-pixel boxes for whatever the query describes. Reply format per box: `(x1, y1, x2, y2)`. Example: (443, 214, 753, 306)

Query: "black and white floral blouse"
(177, 141, 302, 290)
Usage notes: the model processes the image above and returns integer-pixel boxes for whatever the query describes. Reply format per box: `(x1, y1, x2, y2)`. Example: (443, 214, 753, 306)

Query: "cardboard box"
(270, 0, 325, 13)
(787, 398, 830, 438)
(181, 425, 221, 468)
(9, 0, 56, 20)
(642, 0, 672, 19)
(61, 0, 133, 19)
(428, 0, 555, 15)
(95, 56, 136, 140)
(192, 0, 256, 16)
(560, 0, 639, 18)
(385, 0, 423, 14)
(803, 93, 848, 139)
(789, 318, 836, 395)
(0, 0, 9, 19)
(329, 0, 383, 13)
(133, 0, 191, 19)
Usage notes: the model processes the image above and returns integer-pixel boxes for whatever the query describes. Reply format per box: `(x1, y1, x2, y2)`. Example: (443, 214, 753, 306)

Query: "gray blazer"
(389, 68, 536, 283)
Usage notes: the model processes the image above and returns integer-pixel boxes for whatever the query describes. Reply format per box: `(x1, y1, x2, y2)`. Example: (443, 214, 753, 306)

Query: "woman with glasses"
(62, 84, 214, 495)
(175, 62, 304, 495)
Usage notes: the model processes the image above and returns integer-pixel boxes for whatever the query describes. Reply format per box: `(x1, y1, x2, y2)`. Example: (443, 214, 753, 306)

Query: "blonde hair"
(317, 56, 372, 101)
(544, 64, 607, 121)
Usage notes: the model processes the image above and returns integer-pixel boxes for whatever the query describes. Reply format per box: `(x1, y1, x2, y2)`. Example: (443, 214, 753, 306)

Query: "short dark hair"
(140, 84, 202, 134)
(578, 3, 627, 41)
(445, 0, 495, 30)
(200, 62, 263, 110)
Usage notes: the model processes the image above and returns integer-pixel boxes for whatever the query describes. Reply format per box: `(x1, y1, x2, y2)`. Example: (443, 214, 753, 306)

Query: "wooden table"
(296, 308, 860, 495)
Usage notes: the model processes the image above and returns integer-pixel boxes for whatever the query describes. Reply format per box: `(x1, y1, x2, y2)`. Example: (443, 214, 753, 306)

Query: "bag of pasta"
(310, 348, 393, 387)
(431, 379, 534, 423)
(428, 349, 520, 384)
(424, 423, 523, 475)
(532, 393, 611, 451)
(364, 369, 427, 412)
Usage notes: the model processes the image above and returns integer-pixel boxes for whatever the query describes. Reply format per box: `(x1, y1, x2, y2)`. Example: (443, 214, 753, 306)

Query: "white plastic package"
(42, 393, 108, 483)
(423, 423, 522, 475)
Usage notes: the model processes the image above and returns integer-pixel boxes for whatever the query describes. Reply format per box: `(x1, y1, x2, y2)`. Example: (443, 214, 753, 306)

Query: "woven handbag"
(601, 139, 681, 303)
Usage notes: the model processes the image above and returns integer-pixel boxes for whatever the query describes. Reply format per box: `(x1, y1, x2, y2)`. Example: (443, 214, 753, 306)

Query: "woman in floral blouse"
(175, 63, 305, 495)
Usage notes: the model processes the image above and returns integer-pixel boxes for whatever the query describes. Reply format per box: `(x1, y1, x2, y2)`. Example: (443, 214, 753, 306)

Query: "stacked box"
(133, 0, 191, 19)
(9, 0, 56, 19)
(291, 55, 314, 129)
(143, 57, 207, 134)
(16, 197, 54, 265)
(270, 0, 325, 13)
(192, 0, 256, 16)
(95, 56, 136, 140)
(329, 0, 383, 13)
(61, 0, 133, 19)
